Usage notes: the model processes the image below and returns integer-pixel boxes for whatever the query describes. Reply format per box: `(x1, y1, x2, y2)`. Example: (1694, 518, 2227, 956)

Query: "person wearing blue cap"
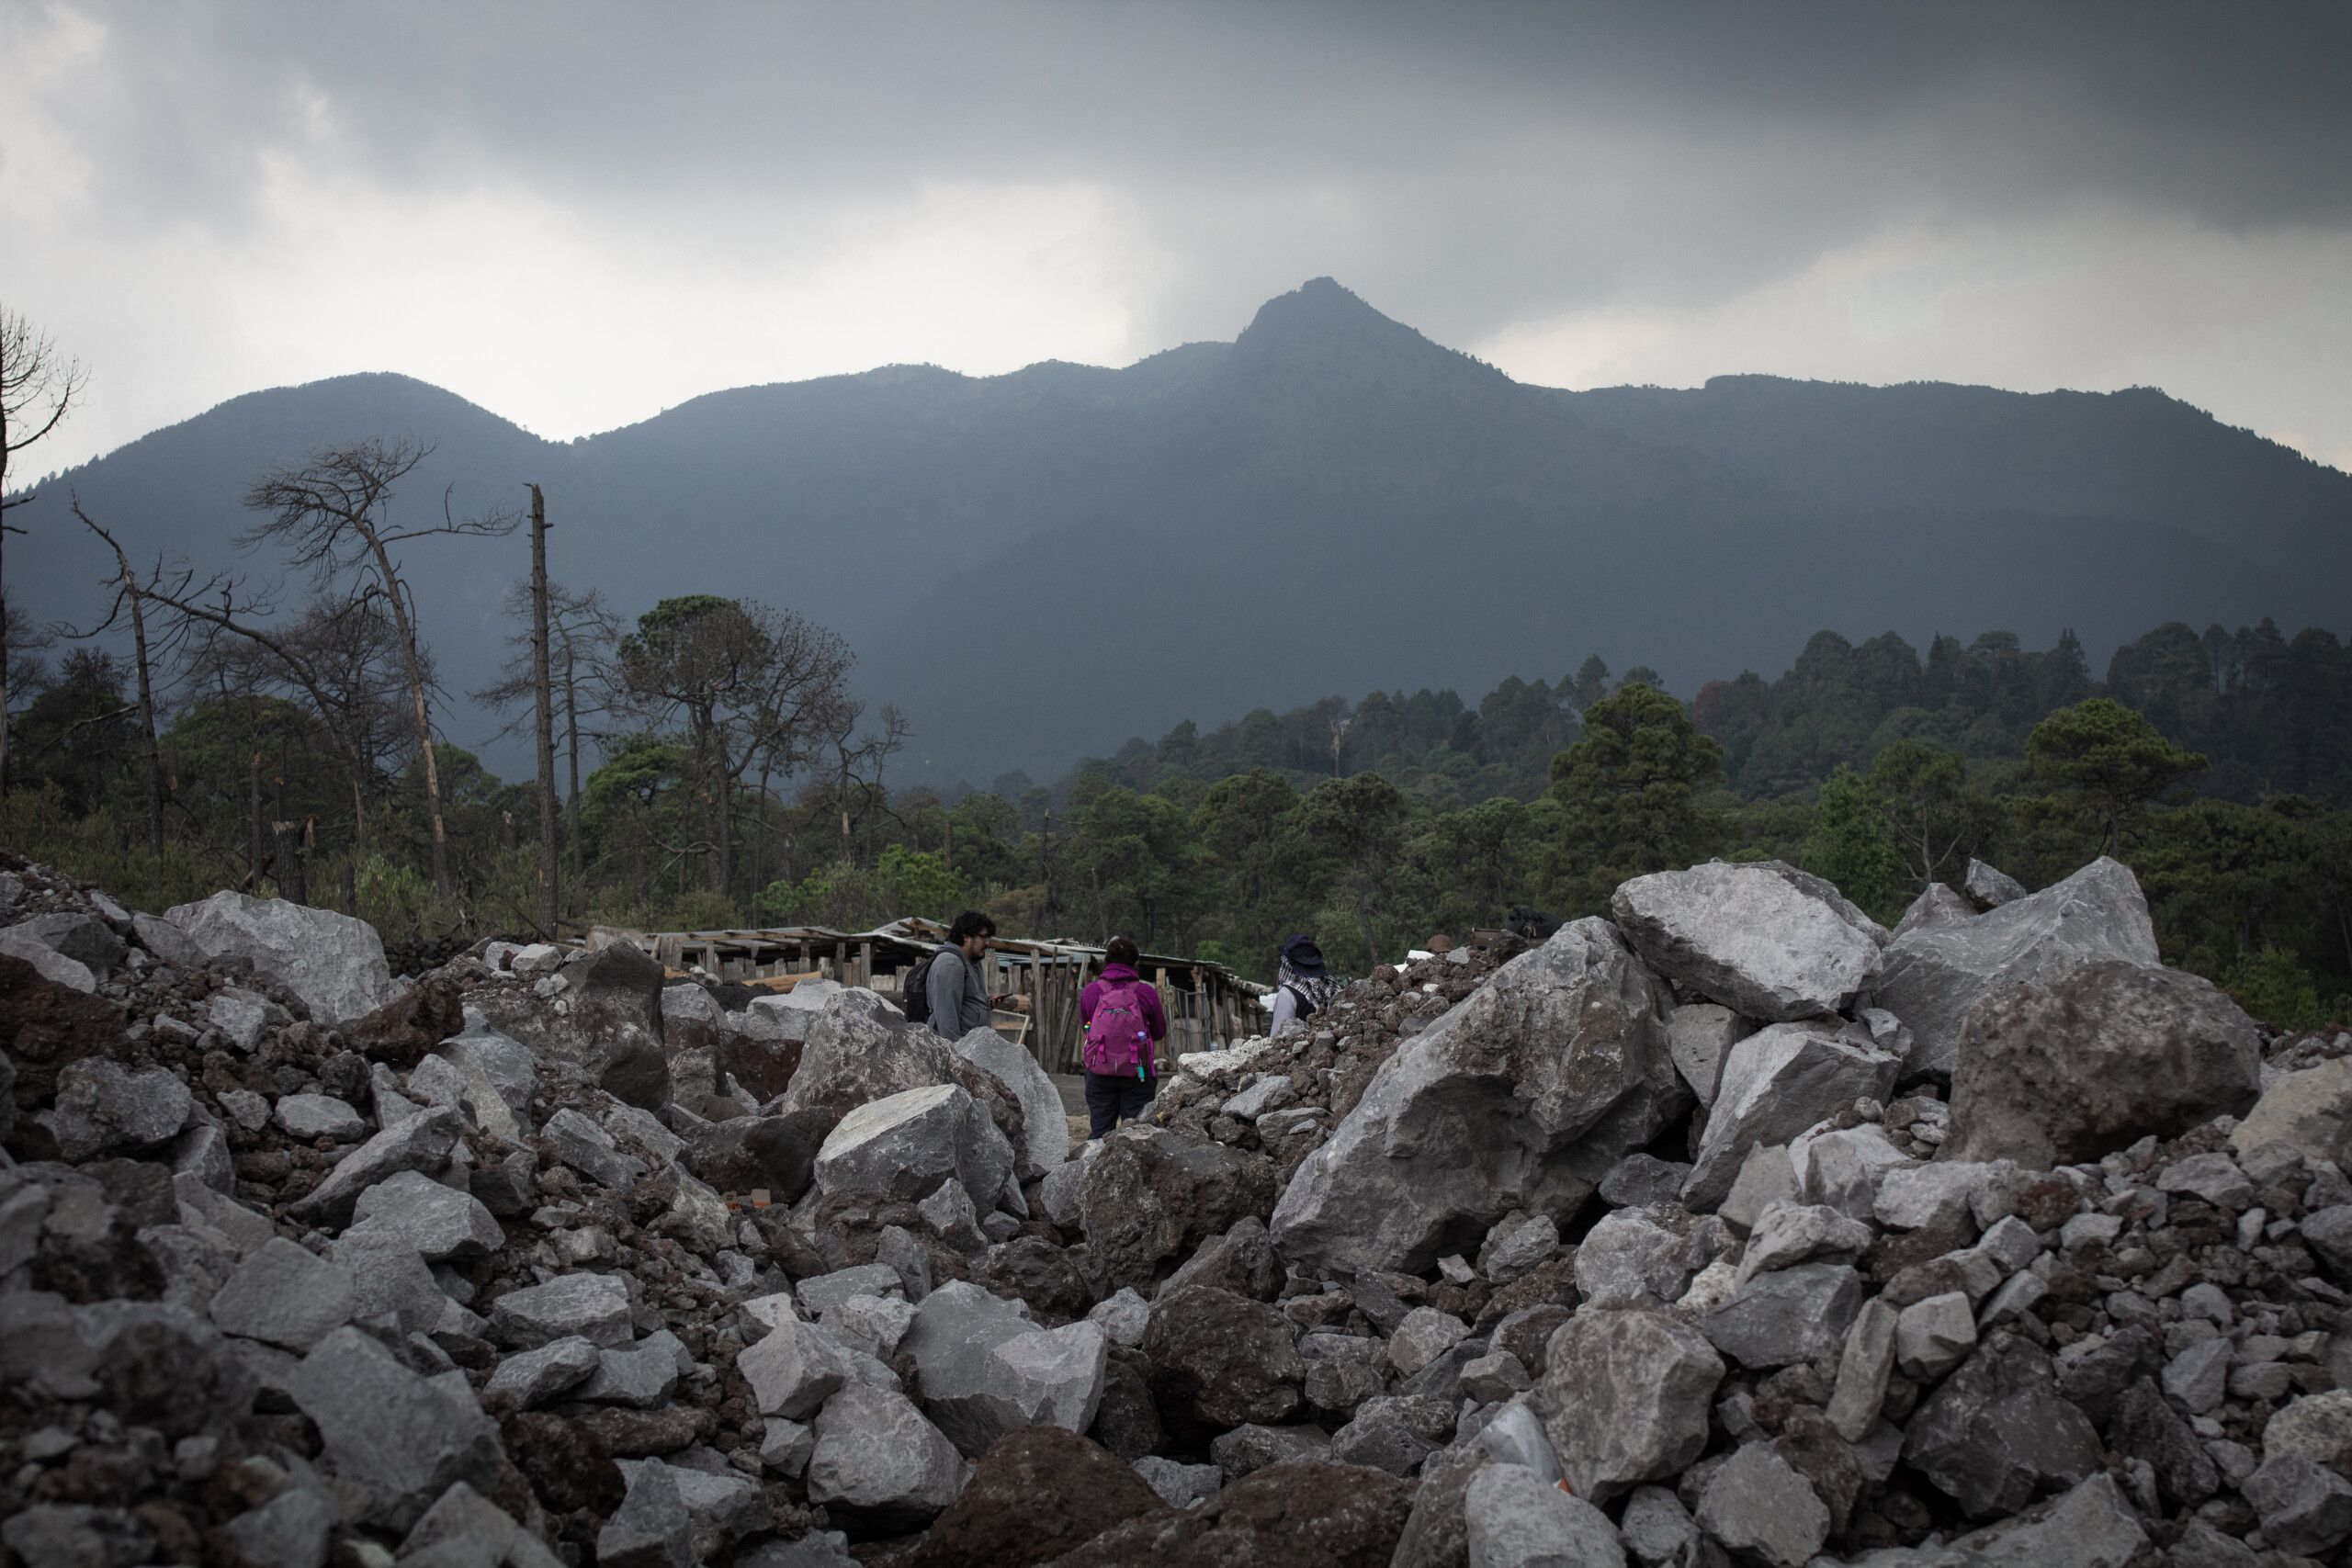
(1267, 933, 1338, 1036)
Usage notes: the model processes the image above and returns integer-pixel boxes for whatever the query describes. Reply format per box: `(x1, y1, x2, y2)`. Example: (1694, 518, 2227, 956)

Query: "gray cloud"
(10, 0, 2352, 465)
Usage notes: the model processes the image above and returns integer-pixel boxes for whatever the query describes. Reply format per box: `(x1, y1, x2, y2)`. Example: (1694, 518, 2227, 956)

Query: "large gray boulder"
(287, 1106, 464, 1229)
(1950, 1473, 2148, 1568)
(132, 910, 208, 970)
(1532, 1308, 1723, 1503)
(207, 1237, 356, 1352)
(345, 1170, 504, 1261)
(1463, 1462, 1625, 1568)
(1941, 960, 2263, 1168)
(0, 923, 96, 990)
(810, 1083, 1013, 1207)
(225, 1488, 337, 1568)
(1272, 919, 1687, 1277)
(953, 1025, 1069, 1178)
(596, 1460, 693, 1568)
(779, 989, 957, 1122)
(2234, 1056, 2352, 1169)
(164, 891, 396, 1024)
(286, 1326, 503, 1499)
(1694, 1444, 1830, 1567)
(1871, 855, 2161, 1080)
(470, 943, 671, 1109)
(804, 1383, 963, 1532)
(483, 1337, 604, 1409)
(716, 1001, 808, 1104)
(738, 1317, 854, 1421)
(1611, 859, 1886, 1021)
(432, 1026, 534, 1142)
(1964, 858, 2029, 909)
(442, 1021, 537, 1107)
(38, 1058, 190, 1161)
(1665, 1003, 1753, 1108)
(487, 1273, 634, 1349)
(13, 912, 125, 976)
(1892, 882, 1974, 939)
(1703, 1262, 1864, 1370)
(897, 1280, 1107, 1457)
(1682, 1023, 1903, 1212)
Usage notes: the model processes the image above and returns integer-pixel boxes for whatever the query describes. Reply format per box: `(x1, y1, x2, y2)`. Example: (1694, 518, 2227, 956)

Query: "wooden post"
(528, 483, 558, 935)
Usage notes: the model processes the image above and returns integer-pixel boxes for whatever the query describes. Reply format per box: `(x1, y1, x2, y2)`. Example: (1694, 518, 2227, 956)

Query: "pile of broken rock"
(8, 842, 2352, 1568)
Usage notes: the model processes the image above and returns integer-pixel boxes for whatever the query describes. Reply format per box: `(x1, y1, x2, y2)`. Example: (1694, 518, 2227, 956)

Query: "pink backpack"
(1085, 980, 1154, 1077)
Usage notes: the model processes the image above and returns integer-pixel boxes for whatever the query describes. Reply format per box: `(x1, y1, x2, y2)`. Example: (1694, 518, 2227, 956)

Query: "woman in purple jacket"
(1079, 936, 1168, 1139)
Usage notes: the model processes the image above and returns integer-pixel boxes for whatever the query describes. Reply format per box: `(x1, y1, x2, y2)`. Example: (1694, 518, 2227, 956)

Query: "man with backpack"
(1267, 933, 1337, 1035)
(1079, 936, 1168, 1138)
(910, 910, 1002, 1040)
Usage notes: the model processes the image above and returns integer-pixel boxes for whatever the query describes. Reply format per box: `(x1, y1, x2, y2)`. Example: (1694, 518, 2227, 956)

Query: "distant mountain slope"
(1555, 376, 2352, 574)
(9, 279, 2345, 786)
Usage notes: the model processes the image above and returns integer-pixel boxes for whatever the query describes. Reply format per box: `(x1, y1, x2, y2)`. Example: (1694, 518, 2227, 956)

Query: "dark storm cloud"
(44, 0, 2352, 349)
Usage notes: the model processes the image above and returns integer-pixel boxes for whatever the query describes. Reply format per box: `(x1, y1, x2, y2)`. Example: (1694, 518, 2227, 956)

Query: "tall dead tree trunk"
(379, 570, 450, 897)
(564, 641, 583, 881)
(528, 484, 558, 935)
(73, 508, 165, 902)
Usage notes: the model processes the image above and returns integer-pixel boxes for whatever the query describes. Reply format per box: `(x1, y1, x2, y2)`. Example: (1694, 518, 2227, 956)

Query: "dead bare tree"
(67, 497, 198, 901)
(240, 438, 518, 898)
(819, 699, 910, 862)
(472, 579, 622, 890)
(527, 485, 558, 934)
(1, 307, 87, 792)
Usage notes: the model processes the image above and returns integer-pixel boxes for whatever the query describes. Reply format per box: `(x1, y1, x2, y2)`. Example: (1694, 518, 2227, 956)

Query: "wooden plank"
(742, 970, 823, 994)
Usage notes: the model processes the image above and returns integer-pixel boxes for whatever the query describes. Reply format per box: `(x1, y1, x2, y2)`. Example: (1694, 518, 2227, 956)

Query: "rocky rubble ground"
(8, 845, 2352, 1568)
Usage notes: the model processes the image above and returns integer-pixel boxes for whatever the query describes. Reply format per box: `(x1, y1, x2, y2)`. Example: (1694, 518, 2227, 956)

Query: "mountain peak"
(1233, 277, 1509, 392)
(1238, 277, 1405, 345)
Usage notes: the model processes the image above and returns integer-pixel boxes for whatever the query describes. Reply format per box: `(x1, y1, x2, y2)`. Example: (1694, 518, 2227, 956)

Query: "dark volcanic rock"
(0, 953, 129, 1116)
(1945, 959, 2262, 1168)
(978, 1235, 1095, 1325)
(1903, 1333, 2102, 1518)
(1079, 1126, 1276, 1295)
(344, 976, 465, 1068)
(2110, 1377, 2220, 1509)
(1143, 1285, 1305, 1445)
(683, 1109, 833, 1201)
(908, 1426, 1168, 1568)
(1089, 1345, 1165, 1461)
(504, 1411, 628, 1515)
(1041, 1459, 1414, 1568)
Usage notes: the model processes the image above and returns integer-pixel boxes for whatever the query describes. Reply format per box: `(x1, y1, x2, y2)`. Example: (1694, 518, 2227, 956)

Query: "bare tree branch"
(236, 438, 518, 897)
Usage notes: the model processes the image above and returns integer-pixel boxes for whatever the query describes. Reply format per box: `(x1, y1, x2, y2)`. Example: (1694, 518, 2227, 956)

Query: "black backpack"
(900, 950, 943, 1024)
(1284, 975, 1339, 1019)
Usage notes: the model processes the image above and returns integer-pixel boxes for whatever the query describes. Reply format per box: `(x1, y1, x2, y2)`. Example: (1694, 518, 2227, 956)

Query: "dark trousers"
(1085, 1070, 1158, 1138)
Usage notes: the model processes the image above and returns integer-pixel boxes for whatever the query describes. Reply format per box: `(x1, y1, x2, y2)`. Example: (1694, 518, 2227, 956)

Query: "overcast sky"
(10, 1, 2352, 476)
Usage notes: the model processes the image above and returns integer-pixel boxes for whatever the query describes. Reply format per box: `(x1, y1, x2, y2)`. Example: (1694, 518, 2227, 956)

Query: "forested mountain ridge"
(8, 278, 2346, 788)
(1557, 375, 2352, 575)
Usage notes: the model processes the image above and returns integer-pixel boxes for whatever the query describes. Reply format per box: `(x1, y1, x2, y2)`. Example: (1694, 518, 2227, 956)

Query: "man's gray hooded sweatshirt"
(925, 943, 993, 1038)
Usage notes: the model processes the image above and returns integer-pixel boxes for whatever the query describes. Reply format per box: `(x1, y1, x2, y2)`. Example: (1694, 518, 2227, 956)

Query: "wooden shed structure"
(621, 919, 1269, 1076)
